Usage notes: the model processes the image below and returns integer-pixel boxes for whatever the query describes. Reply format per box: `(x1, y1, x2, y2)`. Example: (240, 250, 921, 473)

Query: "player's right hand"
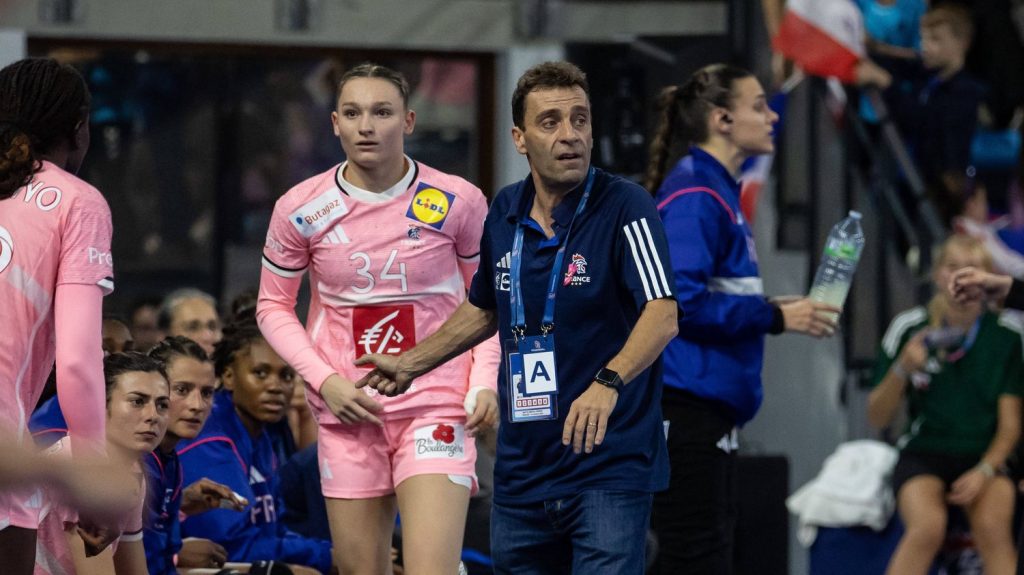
(320, 373, 383, 426)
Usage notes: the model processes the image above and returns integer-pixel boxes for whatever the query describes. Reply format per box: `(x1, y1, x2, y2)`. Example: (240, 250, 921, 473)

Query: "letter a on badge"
(531, 361, 550, 383)
(524, 351, 557, 394)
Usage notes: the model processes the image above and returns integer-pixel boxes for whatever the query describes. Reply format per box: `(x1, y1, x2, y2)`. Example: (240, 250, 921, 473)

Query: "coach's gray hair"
(158, 288, 218, 330)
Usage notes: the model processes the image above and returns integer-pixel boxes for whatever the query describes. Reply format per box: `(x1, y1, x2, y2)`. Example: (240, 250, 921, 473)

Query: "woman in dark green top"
(870, 235, 1022, 574)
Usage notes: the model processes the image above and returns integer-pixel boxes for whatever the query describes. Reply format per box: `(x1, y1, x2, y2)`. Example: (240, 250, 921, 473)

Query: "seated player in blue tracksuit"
(176, 314, 332, 573)
(29, 339, 242, 575)
(29, 389, 68, 448)
(145, 336, 244, 574)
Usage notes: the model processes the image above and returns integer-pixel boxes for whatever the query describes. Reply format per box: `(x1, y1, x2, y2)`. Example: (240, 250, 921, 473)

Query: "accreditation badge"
(507, 336, 558, 422)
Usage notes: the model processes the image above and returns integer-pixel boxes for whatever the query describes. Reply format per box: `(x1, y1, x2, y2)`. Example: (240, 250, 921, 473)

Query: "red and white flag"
(772, 0, 865, 84)
(740, 154, 772, 224)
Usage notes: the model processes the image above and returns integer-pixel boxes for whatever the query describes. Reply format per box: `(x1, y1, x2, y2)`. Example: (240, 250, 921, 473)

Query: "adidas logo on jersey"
(320, 224, 350, 245)
(495, 251, 511, 292)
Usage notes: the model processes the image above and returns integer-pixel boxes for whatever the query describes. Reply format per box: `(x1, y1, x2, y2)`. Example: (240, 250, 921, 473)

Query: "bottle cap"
(848, 210, 862, 219)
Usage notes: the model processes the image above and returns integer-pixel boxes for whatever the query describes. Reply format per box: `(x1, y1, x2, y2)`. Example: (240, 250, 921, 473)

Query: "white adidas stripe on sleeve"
(624, 224, 653, 300)
(623, 218, 672, 301)
(639, 218, 673, 295)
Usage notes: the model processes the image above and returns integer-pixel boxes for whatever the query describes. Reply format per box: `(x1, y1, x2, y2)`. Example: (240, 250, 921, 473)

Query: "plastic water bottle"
(809, 211, 866, 322)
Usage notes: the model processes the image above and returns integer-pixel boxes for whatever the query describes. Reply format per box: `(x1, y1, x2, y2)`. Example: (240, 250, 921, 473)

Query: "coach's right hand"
(354, 354, 416, 397)
(321, 373, 383, 426)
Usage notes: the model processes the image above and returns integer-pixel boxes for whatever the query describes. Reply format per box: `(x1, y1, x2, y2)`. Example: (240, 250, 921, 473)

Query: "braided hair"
(643, 64, 752, 194)
(211, 308, 265, 378)
(0, 58, 91, 199)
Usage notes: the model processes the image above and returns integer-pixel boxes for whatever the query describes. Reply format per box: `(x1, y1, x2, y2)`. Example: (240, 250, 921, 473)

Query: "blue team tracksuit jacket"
(177, 391, 331, 572)
(655, 148, 779, 425)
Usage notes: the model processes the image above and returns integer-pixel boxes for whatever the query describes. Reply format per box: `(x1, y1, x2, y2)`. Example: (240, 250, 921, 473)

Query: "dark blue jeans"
(490, 490, 652, 575)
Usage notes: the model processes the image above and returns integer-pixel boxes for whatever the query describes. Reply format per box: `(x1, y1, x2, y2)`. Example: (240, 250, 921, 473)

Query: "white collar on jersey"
(335, 155, 417, 204)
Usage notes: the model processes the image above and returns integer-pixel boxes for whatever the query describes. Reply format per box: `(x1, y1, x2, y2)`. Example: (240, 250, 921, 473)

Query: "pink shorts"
(318, 414, 478, 499)
(0, 486, 46, 530)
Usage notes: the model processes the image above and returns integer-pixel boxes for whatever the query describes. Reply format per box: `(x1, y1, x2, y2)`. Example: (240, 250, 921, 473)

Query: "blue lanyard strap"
(945, 316, 981, 363)
(509, 168, 595, 338)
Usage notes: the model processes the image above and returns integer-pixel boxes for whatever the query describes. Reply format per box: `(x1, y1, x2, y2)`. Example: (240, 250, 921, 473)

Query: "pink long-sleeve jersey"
(0, 161, 113, 438)
(258, 159, 498, 423)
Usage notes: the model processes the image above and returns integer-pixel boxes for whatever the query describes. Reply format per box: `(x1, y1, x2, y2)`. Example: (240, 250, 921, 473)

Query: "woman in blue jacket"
(177, 314, 332, 574)
(645, 63, 838, 574)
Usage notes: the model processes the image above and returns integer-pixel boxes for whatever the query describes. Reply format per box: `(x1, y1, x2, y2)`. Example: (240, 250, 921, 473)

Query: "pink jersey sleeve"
(57, 188, 114, 294)
(468, 333, 500, 393)
(257, 267, 337, 393)
(454, 184, 487, 285)
(262, 195, 312, 279)
(453, 184, 497, 391)
(118, 468, 146, 539)
(55, 282, 106, 456)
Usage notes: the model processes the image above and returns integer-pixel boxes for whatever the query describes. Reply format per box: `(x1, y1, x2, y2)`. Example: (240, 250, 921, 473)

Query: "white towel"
(786, 440, 898, 546)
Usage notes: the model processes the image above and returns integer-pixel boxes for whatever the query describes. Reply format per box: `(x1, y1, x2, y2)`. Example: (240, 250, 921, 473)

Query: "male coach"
(357, 61, 678, 575)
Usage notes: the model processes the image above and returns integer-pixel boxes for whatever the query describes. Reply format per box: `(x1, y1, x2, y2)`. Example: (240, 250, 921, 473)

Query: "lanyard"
(945, 317, 981, 363)
(509, 168, 595, 339)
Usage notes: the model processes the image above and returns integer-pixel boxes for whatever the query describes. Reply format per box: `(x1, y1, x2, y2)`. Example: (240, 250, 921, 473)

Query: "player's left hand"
(465, 387, 498, 436)
(562, 383, 618, 455)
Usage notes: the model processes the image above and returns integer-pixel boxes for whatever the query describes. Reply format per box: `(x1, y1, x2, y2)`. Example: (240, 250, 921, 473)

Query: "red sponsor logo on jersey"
(432, 424, 455, 444)
(352, 305, 417, 360)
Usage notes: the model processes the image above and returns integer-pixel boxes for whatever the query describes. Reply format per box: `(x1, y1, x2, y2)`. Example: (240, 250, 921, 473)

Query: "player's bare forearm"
(604, 298, 678, 384)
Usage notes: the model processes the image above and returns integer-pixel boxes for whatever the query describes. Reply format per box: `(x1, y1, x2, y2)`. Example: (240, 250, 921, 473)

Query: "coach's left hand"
(563, 383, 618, 454)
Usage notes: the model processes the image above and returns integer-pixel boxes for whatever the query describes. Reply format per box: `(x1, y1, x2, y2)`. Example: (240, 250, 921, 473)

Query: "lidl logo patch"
(407, 183, 455, 230)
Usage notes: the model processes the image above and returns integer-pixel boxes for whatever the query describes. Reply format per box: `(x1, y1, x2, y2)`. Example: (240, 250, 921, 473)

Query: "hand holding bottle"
(778, 297, 840, 337)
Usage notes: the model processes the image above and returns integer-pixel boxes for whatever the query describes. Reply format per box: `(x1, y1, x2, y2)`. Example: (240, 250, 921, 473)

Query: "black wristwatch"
(594, 367, 623, 391)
